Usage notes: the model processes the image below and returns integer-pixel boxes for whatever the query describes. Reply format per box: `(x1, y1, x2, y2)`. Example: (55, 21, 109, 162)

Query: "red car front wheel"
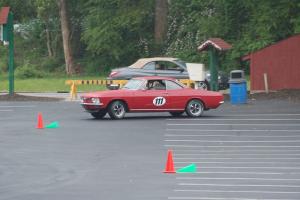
(108, 100, 126, 119)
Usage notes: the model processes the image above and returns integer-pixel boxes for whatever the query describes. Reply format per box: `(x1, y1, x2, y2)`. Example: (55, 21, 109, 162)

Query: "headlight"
(91, 97, 100, 105)
(80, 97, 85, 103)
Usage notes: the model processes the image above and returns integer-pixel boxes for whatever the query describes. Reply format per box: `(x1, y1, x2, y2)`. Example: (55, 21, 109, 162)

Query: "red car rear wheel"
(185, 99, 204, 117)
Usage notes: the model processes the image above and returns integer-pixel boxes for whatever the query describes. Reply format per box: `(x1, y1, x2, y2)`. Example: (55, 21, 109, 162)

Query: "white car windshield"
(122, 79, 144, 90)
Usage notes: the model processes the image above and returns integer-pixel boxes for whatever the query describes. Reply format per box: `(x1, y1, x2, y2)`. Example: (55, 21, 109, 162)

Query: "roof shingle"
(198, 38, 232, 52)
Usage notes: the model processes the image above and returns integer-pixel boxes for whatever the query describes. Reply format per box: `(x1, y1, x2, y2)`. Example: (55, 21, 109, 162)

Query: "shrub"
(40, 57, 63, 72)
(15, 62, 45, 79)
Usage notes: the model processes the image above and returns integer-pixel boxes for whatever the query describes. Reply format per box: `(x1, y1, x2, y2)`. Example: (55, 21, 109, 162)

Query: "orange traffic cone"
(36, 112, 44, 129)
(164, 149, 176, 173)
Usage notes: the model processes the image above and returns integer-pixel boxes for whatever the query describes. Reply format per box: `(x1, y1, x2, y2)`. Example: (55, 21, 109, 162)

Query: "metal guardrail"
(65, 79, 195, 88)
(65, 79, 127, 86)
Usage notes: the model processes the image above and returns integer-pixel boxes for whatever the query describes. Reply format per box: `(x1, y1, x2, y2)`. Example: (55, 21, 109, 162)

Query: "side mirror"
(179, 68, 185, 73)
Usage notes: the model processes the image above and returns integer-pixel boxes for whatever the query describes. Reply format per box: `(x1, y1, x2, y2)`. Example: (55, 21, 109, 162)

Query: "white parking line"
(168, 197, 299, 200)
(166, 114, 300, 200)
(166, 129, 300, 132)
(168, 118, 300, 121)
(167, 123, 300, 126)
(178, 183, 300, 188)
(165, 135, 300, 138)
(165, 145, 300, 148)
(175, 161, 300, 164)
(166, 134, 300, 138)
(174, 153, 300, 156)
(173, 149, 300, 153)
(0, 105, 36, 108)
(176, 172, 292, 175)
(165, 139, 300, 142)
(175, 166, 300, 169)
(174, 189, 300, 194)
(178, 171, 300, 175)
(174, 157, 300, 160)
(193, 114, 300, 116)
(176, 177, 300, 181)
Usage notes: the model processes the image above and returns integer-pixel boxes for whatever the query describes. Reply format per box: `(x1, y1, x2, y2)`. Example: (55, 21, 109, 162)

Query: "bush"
(0, 59, 8, 74)
(40, 57, 64, 72)
(15, 62, 45, 79)
(0, 46, 8, 74)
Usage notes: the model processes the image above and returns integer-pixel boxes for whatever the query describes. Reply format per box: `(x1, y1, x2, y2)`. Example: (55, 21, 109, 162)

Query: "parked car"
(107, 57, 229, 90)
(80, 76, 224, 119)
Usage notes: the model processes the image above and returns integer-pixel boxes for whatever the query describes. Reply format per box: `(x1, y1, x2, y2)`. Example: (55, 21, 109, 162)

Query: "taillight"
(109, 71, 119, 78)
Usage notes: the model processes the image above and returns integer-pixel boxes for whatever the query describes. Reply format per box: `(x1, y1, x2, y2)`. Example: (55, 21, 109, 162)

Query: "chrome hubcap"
(189, 101, 202, 115)
(113, 104, 124, 116)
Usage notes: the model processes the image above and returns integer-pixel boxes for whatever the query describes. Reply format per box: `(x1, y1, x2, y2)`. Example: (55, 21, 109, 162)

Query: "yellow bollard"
(70, 81, 77, 100)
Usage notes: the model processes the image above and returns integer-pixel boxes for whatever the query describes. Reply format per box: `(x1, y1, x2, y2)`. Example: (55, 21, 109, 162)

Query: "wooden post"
(70, 81, 77, 100)
(263, 73, 269, 94)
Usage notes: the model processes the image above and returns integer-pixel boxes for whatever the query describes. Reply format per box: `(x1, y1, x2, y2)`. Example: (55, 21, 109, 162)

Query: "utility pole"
(208, 47, 219, 91)
(0, 7, 14, 96)
(7, 12, 14, 96)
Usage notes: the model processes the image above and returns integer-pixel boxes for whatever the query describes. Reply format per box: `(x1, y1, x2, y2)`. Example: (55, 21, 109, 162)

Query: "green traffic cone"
(176, 163, 197, 173)
(45, 121, 59, 129)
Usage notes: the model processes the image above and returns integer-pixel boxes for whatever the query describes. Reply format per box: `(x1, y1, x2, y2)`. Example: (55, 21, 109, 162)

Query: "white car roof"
(129, 57, 180, 68)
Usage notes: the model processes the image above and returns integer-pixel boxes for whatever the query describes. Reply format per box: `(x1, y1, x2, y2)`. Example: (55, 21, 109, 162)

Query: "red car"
(80, 77, 224, 119)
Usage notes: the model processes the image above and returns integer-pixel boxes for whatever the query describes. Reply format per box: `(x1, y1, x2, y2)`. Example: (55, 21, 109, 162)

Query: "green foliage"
(0, 0, 36, 22)
(166, 0, 300, 73)
(82, 0, 155, 68)
(1, 0, 300, 78)
(0, 76, 106, 92)
(15, 62, 45, 79)
(0, 45, 8, 73)
(40, 57, 64, 72)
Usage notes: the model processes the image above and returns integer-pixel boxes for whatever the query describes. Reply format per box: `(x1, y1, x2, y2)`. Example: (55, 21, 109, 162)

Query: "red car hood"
(81, 89, 133, 98)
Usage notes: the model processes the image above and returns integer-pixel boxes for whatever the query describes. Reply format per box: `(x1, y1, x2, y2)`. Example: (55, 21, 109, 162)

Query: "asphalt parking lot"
(1, 98, 300, 200)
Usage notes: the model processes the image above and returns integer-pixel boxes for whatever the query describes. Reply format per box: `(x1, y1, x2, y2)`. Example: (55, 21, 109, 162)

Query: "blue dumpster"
(229, 70, 247, 104)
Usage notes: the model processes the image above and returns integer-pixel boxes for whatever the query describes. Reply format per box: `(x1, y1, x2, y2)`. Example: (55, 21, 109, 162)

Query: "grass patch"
(0, 76, 107, 92)
(0, 74, 250, 92)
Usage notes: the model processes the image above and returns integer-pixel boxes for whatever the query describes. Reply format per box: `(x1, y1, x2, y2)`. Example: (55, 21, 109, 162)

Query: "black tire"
(185, 99, 204, 117)
(91, 110, 107, 119)
(169, 111, 184, 117)
(108, 100, 126, 119)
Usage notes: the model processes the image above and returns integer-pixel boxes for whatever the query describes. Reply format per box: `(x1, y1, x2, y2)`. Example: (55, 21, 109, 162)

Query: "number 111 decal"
(153, 97, 166, 106)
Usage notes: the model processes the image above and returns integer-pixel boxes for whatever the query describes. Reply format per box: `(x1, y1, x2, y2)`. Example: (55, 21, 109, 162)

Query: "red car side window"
(147, 80, 166, 90)
(166, 80, 183, 90)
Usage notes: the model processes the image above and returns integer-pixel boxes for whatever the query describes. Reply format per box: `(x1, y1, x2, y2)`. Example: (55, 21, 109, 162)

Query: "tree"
(0, 0, 36, 22)
(58, 0, 75, 75)
(82, 0, 154, 70)
(154, 0, 168, 45)
(35, 0, 60, 58)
